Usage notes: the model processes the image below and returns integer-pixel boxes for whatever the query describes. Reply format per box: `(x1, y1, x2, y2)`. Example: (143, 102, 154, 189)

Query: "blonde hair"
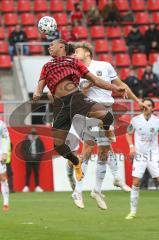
(73, 42, 94, 58)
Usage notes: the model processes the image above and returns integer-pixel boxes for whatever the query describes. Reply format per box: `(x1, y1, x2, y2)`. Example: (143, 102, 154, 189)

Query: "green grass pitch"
(0, 191, 159, 240)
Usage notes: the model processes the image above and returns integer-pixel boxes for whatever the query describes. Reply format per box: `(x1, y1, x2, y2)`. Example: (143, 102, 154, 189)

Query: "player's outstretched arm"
(47, 91, 54, 101)
(126, 124, 136, 160)
(113, 77, 149, 110)
(33, 79, 46, 101)
(85, 72, 126, 96)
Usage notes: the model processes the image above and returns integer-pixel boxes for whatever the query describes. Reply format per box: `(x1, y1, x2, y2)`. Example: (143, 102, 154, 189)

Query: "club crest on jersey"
(96, 71, 102, 76)
(150, 128, 155, 132)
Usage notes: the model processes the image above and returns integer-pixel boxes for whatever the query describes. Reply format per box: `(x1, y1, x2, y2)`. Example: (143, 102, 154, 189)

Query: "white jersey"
(80, 60, 117, 104)
(130, 114, 159, 154)
(0, 120, 10, 159)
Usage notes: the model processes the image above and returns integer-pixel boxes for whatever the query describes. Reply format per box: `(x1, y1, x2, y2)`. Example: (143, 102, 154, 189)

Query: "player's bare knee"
(155, 177, 159, 185)
(0, 174, 7, 182)
(133, 177, 140, 187)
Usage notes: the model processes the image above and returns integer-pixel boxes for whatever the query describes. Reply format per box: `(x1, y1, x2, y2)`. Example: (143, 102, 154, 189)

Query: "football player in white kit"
(125, 98, 159, 219)
(0, 120, 10, 211)
(66, 42, 148, 209)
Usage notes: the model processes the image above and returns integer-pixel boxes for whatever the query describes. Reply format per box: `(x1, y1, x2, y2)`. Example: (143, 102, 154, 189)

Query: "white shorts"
(132, 152, 159, 179)
(0, 161, 7, 174)
(66, 114, 112, 152)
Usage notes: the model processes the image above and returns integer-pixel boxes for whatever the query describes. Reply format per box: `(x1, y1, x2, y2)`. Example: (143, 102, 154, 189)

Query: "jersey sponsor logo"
(96, 70, 102, 76)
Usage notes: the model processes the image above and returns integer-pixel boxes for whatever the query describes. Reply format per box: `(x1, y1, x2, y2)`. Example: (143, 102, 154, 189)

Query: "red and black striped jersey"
(39, 56, 89, 94)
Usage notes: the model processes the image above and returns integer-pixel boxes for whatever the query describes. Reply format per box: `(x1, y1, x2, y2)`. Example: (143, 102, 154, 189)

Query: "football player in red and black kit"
(33, 39, 126, 181)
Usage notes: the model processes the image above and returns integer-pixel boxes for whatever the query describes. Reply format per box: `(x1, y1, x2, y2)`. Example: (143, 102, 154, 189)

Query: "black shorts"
(52, 90, 97, 130)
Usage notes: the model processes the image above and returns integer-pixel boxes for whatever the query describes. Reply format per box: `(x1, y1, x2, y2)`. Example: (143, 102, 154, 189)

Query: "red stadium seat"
(131, 0, 145, 11)
(152, 12, 159, 24)
(29, 43, 43, 54)
(111, 39, 127, 52)
(0, 41, 9, 54)
(4, 13, 18, 26)
(98, 0, 107, 10)
(36, 13, 48, 21)
(116, 0, 129, 11)
(66, 0, 74, 11)
(123, 25, 132, 37)
(1, 0, 15, 12)
(0, 103, 4, 113)
(95, 40, 109, 53)
(17, 0, 31, 12)
(53, 13, 68, 26)
(135, 12, 150, 24)
(139, 25, 149, 34)
(82, 0, 96, 11)
(133, 102, 142, 111)
(148, 0, 159, 11)
(24, 27, 39, 39)
(7, 26, 15, 36)
(72, 26, 88, 39)
(90, 26, 105, 39)
(119, 68, 131, 80)
(21, 13, 35, 26)
(98, 54, 114, 65)
(34, 0, 48, 12)
(0, 27, 5, 40)
(137, 67, 145, 80)
(132, 53, 148, 67)
(50, 0, 64, 12)
(98, 0, 108, 11)
(149, 53, 159, 64)
(115, 53, 131, 67)
(0, 55, 12, 68)
(154, 100, 159, 110)
(106, 26, 122, 38)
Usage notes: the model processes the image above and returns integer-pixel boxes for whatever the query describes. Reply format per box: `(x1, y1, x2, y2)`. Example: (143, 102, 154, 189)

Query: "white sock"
(130, 185, 140, 214)
(94, 160, 107, 193)
(107, 151, 119, 179)
(75, 160, 88, 193)
(1, 180, 9, 206)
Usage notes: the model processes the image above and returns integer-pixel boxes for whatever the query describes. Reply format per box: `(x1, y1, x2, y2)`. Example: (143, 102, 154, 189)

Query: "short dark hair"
(142, 98, 155, 108)
(52, 39, 75, 55)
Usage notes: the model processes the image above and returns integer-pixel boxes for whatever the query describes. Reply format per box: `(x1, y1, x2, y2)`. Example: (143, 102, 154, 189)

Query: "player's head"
(74, 42, 93, 62)
(48, 39, 74, 57)
(142, 98, 155, 114)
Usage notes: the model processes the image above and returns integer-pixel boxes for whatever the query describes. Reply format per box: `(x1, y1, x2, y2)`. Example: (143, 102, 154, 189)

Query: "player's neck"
(144, 113, 151, 120)
(84, 57, 92, 67)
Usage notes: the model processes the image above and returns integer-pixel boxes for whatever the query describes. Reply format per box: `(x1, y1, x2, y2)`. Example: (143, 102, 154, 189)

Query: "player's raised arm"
(112, 77, 149, 110)
(126, 122, 136, 160)
(84, 72, 126, 96)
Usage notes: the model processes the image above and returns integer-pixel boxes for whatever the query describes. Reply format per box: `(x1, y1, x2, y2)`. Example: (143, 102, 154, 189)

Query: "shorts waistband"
(54, 90, 80, 100)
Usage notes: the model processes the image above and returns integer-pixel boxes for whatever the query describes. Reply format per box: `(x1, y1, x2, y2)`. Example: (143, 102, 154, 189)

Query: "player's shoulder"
(152, 114, 159, 121)
(92, 59, 112, 67)
(131, 114, 143, 122)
